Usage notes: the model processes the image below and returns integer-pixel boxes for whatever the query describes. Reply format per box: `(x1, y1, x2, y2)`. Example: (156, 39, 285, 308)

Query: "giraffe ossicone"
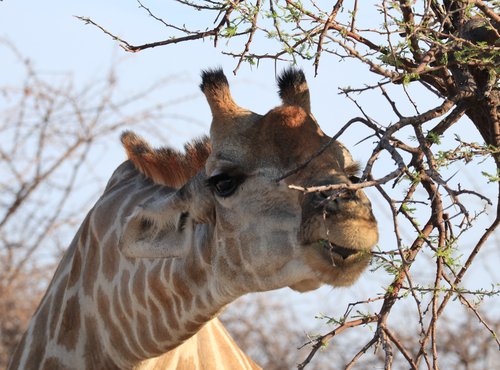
(9, 68, 378, 370)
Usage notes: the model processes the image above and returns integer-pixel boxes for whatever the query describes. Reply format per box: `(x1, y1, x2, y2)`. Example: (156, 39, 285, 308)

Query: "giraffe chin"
(289, 279, 323, 292)
(289, 240, 372, 292)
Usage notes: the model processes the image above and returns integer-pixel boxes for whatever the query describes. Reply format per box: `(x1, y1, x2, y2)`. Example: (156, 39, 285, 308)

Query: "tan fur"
(138, 319, 261, 370)
(268, 105, 309, 128)
(57, 294, 80, 350)
(199, 69, 248, 119)
(41, 357, 68, 370)
(277, 68, 311, 113)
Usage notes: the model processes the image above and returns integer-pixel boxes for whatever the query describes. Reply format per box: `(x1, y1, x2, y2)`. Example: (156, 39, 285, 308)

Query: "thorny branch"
(297, 316, 379, 370)
(291, 94, 498, 368)
(289, 91, 498, 368)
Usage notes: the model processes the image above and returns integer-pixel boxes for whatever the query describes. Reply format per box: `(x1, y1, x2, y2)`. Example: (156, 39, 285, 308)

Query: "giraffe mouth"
(319, 240, 367, 266)
(329, 244, 359, 259)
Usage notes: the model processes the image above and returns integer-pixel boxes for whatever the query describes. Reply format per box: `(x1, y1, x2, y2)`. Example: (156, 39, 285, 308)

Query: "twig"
(314, 0, 344, 76)
(232, 0, 261, 74)
(75, 2, 241, 52)
(275, 117, 370, 182)
(297, 316, 378, 369)
(382, 326, 418, 370)
(344, 336, 379, 370)
(288, 168, 403, 193)
(470, 0, 500, 24)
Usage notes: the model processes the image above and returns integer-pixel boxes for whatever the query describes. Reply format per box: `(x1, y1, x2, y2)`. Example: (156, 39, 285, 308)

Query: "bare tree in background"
(79, 1, 499, 369)
(222, 295, 499, 369)
(0, 41, 195, 368)
(221, 295, 307, 370)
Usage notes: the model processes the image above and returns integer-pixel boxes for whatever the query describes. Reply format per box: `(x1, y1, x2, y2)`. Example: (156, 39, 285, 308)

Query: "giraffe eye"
(206, 173, 244, 197)
(349, 176, 360, 184)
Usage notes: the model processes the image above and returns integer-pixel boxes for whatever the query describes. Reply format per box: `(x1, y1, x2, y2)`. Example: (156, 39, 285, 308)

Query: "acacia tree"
(79, 1, 500, 368)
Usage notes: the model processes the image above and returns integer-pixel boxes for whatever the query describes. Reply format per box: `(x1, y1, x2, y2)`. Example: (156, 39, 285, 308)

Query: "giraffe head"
(121, 68, 378, 295)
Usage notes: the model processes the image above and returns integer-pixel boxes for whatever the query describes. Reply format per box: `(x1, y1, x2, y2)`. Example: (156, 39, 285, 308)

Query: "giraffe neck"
(135, 318, 261, 370)
(8, 162, 241, 370)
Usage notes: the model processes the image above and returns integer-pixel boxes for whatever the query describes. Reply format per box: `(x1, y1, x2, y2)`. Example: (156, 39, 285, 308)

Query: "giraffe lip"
(324, 242, 359, 259)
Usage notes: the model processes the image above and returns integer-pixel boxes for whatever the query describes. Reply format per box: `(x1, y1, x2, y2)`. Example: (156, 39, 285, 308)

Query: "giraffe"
(8, 68, 378, 370)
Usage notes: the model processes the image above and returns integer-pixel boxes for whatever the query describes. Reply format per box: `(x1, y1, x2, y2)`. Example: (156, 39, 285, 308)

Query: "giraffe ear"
(120, 173, 214, 258)
(277, 68, 311, 113)
(120, 192, 193, 258)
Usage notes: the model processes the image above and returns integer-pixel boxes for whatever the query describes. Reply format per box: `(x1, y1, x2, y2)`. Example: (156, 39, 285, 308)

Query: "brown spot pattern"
(112, 287, 140, 354)
(146, 263, 166, 302)
(147, 298, 169, 343)
(171, 292, 183, 324)
(185, 254, 208, 289)
(56, 294, 80, 351)
(49, 283, 66, 339)
(162, 294, 180, 332)
(132, 262, 147, 308)
(135, 312, 160, 356)
(82, 227, 100, 297)
(41, 357, 68, 370)
(26, 299, 51, 368)
(102, 237, 120, 282)
(67, 245, 82, 289)
(7, 331, 27, 370)
(194, 295, 207, 312)
(222, 236, 243, 269)
(83, 316, 120, 370)
(97, 288, 140, 365)
(194, 314, 209, 324)
(119, 270, 133, 318)
(147, 263, 181, 332)
(172, 272, 193, 304)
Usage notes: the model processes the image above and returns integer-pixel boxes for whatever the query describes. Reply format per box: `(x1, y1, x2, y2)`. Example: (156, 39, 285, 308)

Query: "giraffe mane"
(121, 131, 212, 188)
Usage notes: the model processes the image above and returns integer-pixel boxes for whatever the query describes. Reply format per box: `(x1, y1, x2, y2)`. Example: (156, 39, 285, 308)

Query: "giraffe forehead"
(255, 106, 326, 163)
(206, 106, 328, 174)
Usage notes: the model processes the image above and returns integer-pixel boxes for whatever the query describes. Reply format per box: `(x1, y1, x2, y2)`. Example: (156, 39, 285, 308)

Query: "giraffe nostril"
(319, 189, 361, 214)
(319, 191, 330, 200)
(339, 189, 357, 200)
(313, 191, 335, 208)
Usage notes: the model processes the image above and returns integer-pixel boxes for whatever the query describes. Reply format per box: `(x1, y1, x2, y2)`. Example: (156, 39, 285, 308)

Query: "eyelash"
(349, 175, 361, 184)
(206, 173, 246, 197)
